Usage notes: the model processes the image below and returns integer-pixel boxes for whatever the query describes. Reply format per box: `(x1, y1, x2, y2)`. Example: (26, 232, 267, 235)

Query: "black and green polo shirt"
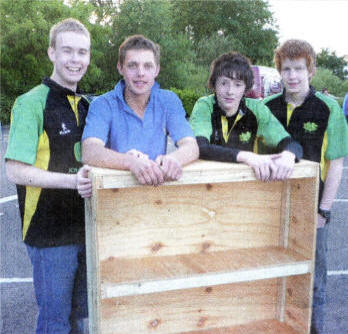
(5, 77, 89, 247)
(264, 87, 348, 183)
(189, 94, 301, 162)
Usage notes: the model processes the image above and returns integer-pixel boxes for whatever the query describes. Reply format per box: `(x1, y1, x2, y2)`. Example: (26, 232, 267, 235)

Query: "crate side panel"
(288, 178, 318, 259)
(96, 181, 283, 260)
(284, 274, 312, 334)
(100, 280, 279, 334)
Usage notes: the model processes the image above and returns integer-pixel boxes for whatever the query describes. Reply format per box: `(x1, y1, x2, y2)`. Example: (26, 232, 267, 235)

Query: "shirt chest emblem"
(239, 131, 251, 143)
(59, 123, 71, 135)
(303, 122, 318, 133)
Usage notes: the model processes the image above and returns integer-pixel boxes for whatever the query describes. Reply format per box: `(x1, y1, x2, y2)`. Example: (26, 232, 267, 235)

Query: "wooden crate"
(85, 160, 319, 334)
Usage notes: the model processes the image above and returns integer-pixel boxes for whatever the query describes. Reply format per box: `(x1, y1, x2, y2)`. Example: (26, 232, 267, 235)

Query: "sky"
(268, 0, 348, 57)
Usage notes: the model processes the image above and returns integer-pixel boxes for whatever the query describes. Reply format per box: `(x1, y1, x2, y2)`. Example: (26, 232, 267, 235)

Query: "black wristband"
(318, 208, 331, 223)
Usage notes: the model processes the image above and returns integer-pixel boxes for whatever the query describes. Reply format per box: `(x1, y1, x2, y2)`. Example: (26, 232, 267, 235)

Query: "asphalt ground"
(1, 124, 347, 333)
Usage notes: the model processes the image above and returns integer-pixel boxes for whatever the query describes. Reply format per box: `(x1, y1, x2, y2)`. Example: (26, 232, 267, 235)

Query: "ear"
(154, 64, 160, 78)
(308, 67, 316, 82)
(47, 47, 55, 63)
(117, 62, 123, 76)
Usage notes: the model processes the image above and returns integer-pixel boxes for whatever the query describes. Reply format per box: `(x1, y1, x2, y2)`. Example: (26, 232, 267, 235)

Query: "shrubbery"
(170, 88, 202, 117)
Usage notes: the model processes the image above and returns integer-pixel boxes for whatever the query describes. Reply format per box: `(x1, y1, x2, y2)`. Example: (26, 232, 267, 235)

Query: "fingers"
(130, 155, 164, 186)
(77, 165, 92, 198)
(157, 155, 182, 181)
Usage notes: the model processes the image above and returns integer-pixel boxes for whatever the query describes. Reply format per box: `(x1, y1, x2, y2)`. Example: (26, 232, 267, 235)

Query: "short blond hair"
(49, 18, 90, 48)
(274, 39, 316, 74)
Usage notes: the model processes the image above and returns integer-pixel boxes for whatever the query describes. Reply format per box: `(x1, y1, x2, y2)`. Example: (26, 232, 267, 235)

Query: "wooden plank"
(100, 280, 279, 334)
(100, 247, 311, 298)
(185, 319, 300, 333)
(85, 187, 101, 333)
(277, 181, 291, 322)
(288, 177, 318, 260)
(102, 261, 311, 298)
(96, 181, 282, 260)
(284, 274, 313, 334)
(89, 159, 319, 189)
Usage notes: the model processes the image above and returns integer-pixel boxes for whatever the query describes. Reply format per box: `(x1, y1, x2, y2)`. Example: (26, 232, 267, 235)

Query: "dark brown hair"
(208, 52, 254, 92)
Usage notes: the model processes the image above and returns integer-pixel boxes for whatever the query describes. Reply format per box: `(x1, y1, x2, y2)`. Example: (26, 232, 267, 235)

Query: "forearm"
(196, 136, 240, 162)
(167, 137, 199, 166)
(82, 138, 132, 170)
(319, 158, 344, 210)
(6, 160, 77, 189)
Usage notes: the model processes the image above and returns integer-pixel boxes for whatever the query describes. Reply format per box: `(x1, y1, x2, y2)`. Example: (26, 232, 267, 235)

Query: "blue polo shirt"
(82, 80, 194, 160)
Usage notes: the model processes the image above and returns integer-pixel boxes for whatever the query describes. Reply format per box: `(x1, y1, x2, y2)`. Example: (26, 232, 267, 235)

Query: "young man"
(263, 39, 348, 334)
(5, 18, 92, 333)
(189, 52, 302, 182)
(82, 35, 198, 184)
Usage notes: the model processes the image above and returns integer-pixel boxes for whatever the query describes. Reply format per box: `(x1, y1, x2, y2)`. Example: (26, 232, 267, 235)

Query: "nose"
(70, 51, 78, 62)
(226, 84, 234, 95)
(288, 68, 296, 79)
(137, 65, 145, 76)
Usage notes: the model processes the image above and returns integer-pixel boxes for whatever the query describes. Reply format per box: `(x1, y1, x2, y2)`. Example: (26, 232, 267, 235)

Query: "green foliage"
(317, 48, 347, 80)
(312, 67, 348, 97)
(170, 0, 278, 65)
(170, 88, 201, 117)
(1, 0, 280, 124)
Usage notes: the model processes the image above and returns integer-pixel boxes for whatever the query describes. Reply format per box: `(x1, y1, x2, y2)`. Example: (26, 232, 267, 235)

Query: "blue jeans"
(26, 244, 88, 334)
(311, 225, 328, 334)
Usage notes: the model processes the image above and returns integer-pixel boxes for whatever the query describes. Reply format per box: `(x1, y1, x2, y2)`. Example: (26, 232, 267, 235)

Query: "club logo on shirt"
(239, 131, 251, 143)
(59, 123, 71, 135)
(303, 122, 318, 133)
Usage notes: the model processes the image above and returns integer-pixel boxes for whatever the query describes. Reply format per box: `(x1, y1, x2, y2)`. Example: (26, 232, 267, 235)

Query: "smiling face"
(215, 75, 246, 116)
(48, 31, 90, 91)
(117, 49, 160, 100)
(280, 57, 312, 97)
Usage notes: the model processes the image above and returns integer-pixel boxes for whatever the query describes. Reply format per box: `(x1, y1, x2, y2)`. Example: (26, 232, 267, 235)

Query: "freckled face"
(280, 57, 311, 95)
(215, 75, 246, 116)
(117, 49, 160, 99)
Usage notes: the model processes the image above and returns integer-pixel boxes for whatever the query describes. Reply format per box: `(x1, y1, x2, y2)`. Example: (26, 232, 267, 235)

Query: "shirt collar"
(281, 86, 315, 106)
(114, 79, 160, 105)
(42, 77, 82, 95)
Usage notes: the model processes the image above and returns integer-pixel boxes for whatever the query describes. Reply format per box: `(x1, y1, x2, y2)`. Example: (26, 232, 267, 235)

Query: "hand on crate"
(155, 154, 182, 181)
(76, 165, 92, 198)
(127, 150, 164, 186)
(270, 151, 295, 181)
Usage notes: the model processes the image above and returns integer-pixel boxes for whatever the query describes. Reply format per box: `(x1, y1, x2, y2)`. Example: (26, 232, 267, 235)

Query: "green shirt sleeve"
(5, 86, 47, 165)
(189, 95, 214, 140)
(248, 99, 290, 148)
(325, 98, 348, 160)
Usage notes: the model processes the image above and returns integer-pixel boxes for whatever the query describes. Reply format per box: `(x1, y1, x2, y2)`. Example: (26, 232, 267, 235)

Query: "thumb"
(81, 164, 91, 177)
(270, 153, 282, 160)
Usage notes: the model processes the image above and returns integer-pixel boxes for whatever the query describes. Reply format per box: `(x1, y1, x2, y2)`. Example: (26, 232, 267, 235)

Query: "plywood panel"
(284, 274, 313, 333)
(186, 319, 300, 333)
(96, 181, 282, 260)
(100, 280, 278, 334)
(288, 179, 318, 260)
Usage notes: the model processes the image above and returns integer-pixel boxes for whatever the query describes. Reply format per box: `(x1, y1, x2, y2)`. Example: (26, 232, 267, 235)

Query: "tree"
(170, 0, 278, 65)
(312, 67, 348, 98)
(0, 0, 110, 123)
(316, 48, 347, 80)
(110, 0, 200, 91)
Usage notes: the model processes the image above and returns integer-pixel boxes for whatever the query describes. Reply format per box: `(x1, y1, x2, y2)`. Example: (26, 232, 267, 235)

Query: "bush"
(170, 88, 201, 117)
(312, 67, 347, 97)
(0, 95, 14, 124)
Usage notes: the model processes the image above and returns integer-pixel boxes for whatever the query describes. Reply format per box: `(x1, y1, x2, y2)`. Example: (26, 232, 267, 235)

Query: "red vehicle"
(246, 65, 282, 99)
